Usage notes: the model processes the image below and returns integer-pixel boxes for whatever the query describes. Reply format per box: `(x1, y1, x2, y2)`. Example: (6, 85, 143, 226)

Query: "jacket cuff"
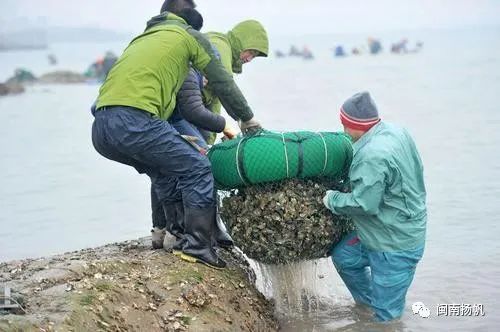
(215, 117, 226, 133)
(327, 190, 341, 214)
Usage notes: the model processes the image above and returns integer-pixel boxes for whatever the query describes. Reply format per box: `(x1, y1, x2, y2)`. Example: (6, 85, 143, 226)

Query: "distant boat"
(0, 28, 48, 51)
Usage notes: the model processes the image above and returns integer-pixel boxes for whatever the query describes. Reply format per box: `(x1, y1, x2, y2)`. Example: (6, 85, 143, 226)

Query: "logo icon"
(412, 302, 430, 318)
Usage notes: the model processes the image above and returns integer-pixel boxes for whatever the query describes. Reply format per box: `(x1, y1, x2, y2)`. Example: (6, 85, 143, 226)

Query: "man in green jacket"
(202, 20, 269, 144)
(92, 11, 261, 269)
(323, 92, 427, 321)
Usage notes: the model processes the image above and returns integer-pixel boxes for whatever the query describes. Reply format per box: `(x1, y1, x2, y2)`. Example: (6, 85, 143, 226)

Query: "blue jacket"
(325, 122, 427, 251)
(169, 68, 226, 135)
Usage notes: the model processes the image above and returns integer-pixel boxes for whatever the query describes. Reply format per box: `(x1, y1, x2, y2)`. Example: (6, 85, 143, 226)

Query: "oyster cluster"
(220, 179, 354, 264)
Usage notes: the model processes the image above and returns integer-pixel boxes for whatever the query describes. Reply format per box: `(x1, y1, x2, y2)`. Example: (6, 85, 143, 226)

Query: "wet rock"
(220, 179, 354, 264)
(1, 81, 18, 93)
(0, 83, 25, 96)
(181, 284, 212, 308)
(145, 281, 169, 302)
(39, 284, 68, 297)
(37, 71, 86, 84)
(29, 268, 74, 284)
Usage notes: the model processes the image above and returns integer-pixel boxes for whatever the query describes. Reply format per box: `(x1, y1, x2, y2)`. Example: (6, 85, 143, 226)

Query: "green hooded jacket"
(203, 20, 268, 143)
(96, 13, 253, 122)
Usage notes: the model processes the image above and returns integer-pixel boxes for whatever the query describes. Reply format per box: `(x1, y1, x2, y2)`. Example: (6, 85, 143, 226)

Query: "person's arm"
(186, 28, 256, 124)
(209, 96, 223, 117)
(205, 36, 234, 118)
(324, 159, 387, 216)
(204, 87, 232, 127)
(177, 69, 226, 133)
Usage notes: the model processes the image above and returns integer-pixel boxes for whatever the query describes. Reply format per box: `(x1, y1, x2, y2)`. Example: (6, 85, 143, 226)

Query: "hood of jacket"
(227, 20, 269, 74)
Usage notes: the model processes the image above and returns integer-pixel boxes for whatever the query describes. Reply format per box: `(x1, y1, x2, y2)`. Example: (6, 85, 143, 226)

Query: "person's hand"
(323, 190, 337, 211)
(238, 117, 262, 135)
(223, 124, 238, 139)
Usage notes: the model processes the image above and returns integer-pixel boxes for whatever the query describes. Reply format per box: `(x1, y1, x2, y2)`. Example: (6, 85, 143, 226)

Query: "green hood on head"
(227, 20, 269, 74)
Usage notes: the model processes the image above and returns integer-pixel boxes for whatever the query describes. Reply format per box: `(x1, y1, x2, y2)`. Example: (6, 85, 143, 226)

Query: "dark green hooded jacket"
(202, 20, 268, 143)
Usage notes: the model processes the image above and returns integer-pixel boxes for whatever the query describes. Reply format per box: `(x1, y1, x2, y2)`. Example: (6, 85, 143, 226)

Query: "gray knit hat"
(340, 92, 380, 131)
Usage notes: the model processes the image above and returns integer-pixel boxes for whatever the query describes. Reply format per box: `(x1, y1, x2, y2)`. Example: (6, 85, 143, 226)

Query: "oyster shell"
(220, 179, 354, 264)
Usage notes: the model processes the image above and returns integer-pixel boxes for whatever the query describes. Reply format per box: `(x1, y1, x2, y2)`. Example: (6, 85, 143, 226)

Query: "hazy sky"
(1, 0, 500, 35)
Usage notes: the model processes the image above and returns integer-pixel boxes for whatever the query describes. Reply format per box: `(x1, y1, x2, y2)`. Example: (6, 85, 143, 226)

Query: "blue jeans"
(148, 118, 210, 228)
(92, 106, 214, 211)
(170, 118, 209, 150)
(331, 231, 424, 321)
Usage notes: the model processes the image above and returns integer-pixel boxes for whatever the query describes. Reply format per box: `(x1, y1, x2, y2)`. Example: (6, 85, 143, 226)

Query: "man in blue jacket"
(323, 92, 427, 321)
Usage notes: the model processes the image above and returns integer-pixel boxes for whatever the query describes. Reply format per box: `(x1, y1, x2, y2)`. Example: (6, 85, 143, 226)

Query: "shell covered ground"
(0, 238, 278, 332)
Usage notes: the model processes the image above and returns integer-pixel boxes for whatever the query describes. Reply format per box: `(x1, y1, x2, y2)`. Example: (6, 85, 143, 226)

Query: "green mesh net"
(207, 130, 353, 189)
(210, 130, 355, 264)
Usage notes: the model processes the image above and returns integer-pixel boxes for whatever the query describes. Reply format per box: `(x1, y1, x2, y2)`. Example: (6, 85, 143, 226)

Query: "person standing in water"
(323, 92, 427, 321)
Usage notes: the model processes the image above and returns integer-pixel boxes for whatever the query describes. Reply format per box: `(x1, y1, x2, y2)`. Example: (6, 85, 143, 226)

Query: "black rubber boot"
(172, 238, 185, 256)
(151, 190, 166, 249)
(164, 201, 184, 239)
(164, 201, 185, 255)
(180, 205, 226, 269)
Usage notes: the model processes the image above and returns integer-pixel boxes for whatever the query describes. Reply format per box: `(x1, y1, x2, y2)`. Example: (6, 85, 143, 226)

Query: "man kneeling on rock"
(323, 92, 427, 321)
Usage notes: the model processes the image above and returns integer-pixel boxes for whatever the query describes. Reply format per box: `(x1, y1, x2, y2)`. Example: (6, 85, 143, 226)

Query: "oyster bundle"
(220, 179, 354, 264)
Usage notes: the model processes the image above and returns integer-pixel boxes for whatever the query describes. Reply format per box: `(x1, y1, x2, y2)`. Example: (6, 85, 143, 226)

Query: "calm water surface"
(1, 28, 499, 330)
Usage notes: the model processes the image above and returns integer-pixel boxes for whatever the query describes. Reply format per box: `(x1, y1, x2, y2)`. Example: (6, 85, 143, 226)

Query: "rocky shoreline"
(1, 70, 89, 97)
(0, 83, 25, 97)
(0, 238, 278, 331)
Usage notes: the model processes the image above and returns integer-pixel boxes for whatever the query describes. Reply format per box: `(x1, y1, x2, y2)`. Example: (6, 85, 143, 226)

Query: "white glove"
(323, 190, 335, 211)
(238, 117, 262, 135)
